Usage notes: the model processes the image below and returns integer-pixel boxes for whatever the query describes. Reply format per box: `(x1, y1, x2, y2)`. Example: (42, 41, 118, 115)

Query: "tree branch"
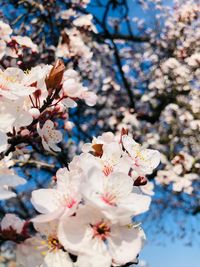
(97, 33, 150, 42)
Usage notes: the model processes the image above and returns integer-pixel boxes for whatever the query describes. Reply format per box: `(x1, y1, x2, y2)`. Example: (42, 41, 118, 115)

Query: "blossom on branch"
(26, 132, 160, 266)
(37, 120, 63, 152)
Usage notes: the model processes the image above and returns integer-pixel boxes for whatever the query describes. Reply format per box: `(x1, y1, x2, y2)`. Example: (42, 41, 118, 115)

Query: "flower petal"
(31, 189, 62, 214)
(42, 250, 73, 267)
(109, 226, 145, 266)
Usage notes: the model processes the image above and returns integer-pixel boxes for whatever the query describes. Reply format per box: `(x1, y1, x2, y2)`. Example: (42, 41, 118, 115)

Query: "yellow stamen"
(24, 69, 31, 75)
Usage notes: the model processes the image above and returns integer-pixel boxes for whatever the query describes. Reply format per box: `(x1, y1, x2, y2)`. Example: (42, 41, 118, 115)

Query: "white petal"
(122, 135, 140, 155)
(58, 212, 90, 254)
(32, 207, 65, 223)
(0, 112, 15, 132)
(63, 79, 81, 97)
(16, 237, 45, 267)
(76, 253, 111, 267)
(119, 193, 151, 216)
(102, 142, 122, 163)
(56, 167, 81, 194)
(49, 142, 61, 152)
(62, 98, 77, 108)
(109, 226, 145, 266)
(37, 122, 42, 136)
(49, 130, 63, 143)
(81, 143, 92, 153)
(42, 251, 73, 267)
(42, 139, 51, 152)
(142, 149, 160, 171)
(82, 167, 104, 198)
(43, 120, 54, 131)
(83, 91, 97, 106)
(108, 172, 133, 196)
(4, 67, 25, 81)
(31, 189, 62, 214)
(33, 220, 58, 236)
(1, 213, 25, 233)
(15, 111, 33, 128)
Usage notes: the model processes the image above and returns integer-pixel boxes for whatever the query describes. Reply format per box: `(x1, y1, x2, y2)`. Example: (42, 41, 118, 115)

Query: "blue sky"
(137, 202, 200, 267)
(141, 240, 200, 267)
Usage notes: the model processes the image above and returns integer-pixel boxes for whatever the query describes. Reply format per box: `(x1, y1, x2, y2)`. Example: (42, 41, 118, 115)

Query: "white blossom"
(37, 120, 63, 152)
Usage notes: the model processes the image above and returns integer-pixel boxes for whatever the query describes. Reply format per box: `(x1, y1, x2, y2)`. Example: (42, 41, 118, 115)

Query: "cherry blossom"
(73, 14, 97, 33)
(140, 181, 155, 196)
(82, 132, 116, 153)
(79, 143, 130, 176)
(82, 167, 151, 224)
(37, 120, 63, 152)
(0, 213, 25, 234)
(56, 28, 93, 60)
(16, 220, 73, 267)
(58, 206, 145, 266)
(0, 68, 37, 100)
(0, 97, 33, 133)
(31, 167, 82, 223)
(19, 126, 161, 266)
(0, 20, 38, 60)
(60, 68, 97, 107)
(12, 36, 38, 53)
(122, 135, 160, 175)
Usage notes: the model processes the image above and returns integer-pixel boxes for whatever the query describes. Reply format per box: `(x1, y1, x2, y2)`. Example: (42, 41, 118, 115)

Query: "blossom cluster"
(0, 62, 96, 143)
(156, 152, 198, 194)
(56, 14, 96, 61)
(0, 20, 38, 61)
(0, 131, 160, 266)
(0, 55, 97, 199)
(148, 1, 200, 95)
(0, 18, 160, 266)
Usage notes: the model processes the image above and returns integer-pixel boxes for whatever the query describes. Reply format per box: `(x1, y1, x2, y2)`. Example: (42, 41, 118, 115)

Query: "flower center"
(92, 221, 110, 241)
(66, 197, 76, 208)
(35, 235, 63, 255)
(24, 69, 31, 75)
(101, 191, 117, 206)
(135, 150, 145, 161)
(47, 235, 63, 252)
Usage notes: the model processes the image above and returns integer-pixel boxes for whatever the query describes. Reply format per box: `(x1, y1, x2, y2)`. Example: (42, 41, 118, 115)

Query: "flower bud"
(29, 108, 40, 119)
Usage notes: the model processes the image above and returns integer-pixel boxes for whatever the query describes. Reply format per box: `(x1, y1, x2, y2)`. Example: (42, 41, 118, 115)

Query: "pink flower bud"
(64, 121, 74, 131)
(21, 129, 30, 136)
